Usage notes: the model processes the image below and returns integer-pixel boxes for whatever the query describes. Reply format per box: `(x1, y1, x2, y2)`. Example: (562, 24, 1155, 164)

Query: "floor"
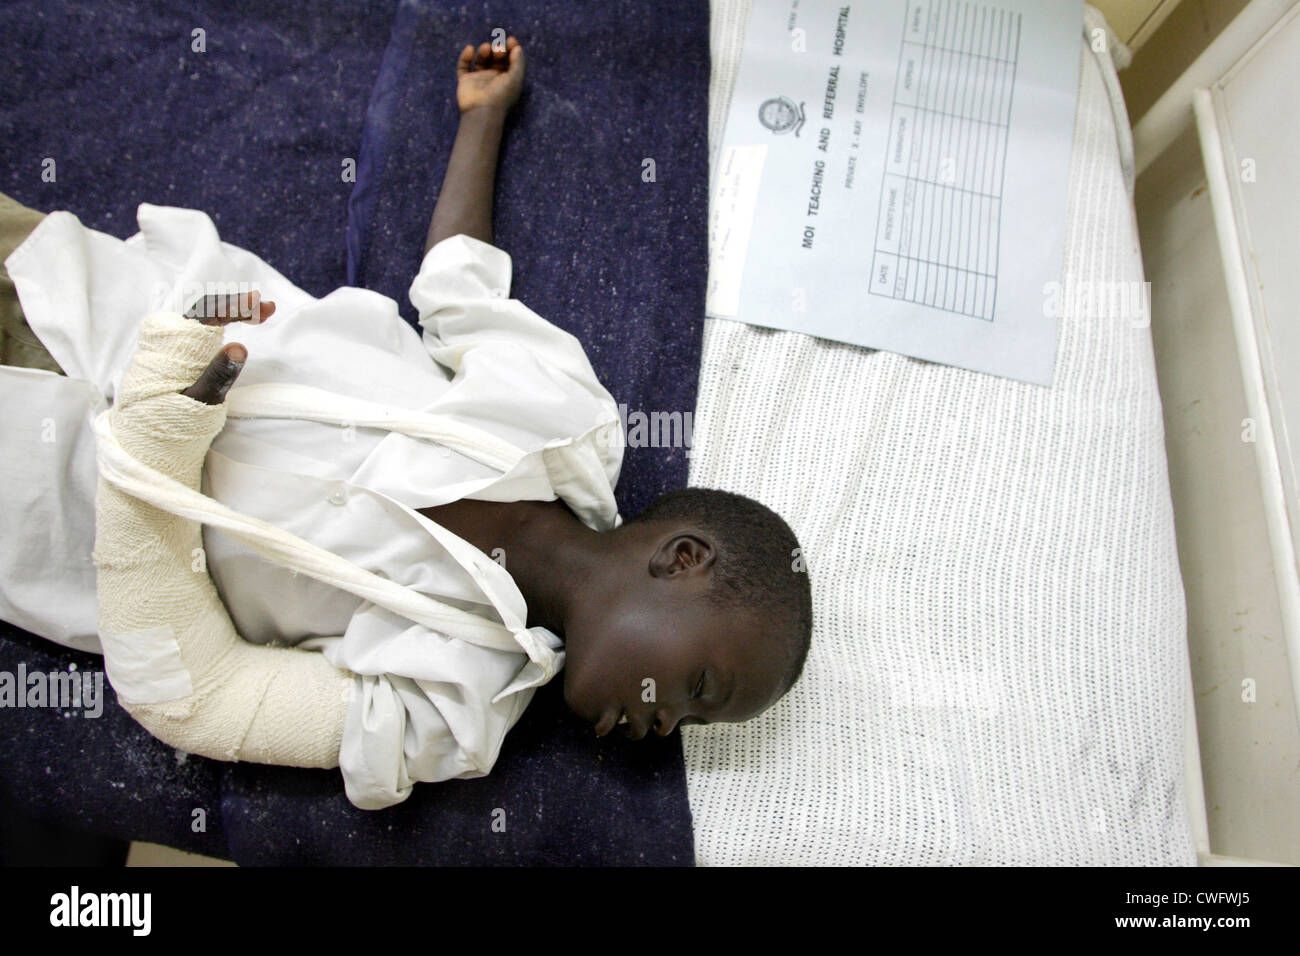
(1135, 123, 1300, 865)
(127, 842, 235, 867)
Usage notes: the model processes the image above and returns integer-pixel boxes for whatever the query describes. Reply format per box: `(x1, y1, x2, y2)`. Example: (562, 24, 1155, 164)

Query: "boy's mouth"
(594, 706, 630, 736)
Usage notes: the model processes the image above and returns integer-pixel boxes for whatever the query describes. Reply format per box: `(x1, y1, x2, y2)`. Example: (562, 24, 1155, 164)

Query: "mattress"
(683, 1, 1197, 865)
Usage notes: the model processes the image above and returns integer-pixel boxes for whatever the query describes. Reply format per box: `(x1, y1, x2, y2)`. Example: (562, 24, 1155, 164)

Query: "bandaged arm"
(93, 312, 352, 767)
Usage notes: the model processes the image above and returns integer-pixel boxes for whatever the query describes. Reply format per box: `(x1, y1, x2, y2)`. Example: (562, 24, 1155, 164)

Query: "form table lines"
(870, 0, 1023, 321)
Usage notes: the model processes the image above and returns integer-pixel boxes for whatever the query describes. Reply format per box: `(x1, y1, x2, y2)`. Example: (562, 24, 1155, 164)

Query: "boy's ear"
(649, 534, 715, 578)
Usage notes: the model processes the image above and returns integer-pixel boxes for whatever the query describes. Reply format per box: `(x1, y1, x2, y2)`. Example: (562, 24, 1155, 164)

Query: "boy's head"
(562, 487, 812, 739)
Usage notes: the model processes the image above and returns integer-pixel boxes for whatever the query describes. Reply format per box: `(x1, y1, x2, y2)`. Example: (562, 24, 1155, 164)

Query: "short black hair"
(625, 486, 812, 699)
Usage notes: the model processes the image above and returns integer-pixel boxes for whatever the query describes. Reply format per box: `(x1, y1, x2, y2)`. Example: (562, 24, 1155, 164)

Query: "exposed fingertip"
(226, 343, 247, 365)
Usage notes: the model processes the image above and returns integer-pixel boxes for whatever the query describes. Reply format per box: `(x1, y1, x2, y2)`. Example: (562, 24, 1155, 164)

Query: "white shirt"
(0, 204, 624, 808)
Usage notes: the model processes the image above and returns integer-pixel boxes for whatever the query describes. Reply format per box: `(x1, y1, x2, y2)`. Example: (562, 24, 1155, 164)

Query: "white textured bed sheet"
(683, 1, 1197, 866)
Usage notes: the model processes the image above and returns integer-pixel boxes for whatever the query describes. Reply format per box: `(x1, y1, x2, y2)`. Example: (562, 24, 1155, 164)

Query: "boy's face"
(561, 527, 788, 739)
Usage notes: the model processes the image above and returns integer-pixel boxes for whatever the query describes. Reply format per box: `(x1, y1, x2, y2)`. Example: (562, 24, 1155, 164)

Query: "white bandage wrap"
(92, 312, 352, 767)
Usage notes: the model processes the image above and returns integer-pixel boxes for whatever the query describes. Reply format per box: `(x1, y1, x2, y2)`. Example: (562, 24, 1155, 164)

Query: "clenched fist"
(456, 35, 525, 114)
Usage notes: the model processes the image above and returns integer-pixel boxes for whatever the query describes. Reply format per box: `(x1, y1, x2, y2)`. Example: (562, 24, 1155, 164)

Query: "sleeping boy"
(0, 36, 812, 809)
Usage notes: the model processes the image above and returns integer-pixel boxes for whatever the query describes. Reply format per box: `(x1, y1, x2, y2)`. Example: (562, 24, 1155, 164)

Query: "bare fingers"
(179, 289, 270, 403)
(457, 43, 475, 78)
(184, 289, 276, 326)
(180, 342, 247, 405)
(462, 36, 520, 74)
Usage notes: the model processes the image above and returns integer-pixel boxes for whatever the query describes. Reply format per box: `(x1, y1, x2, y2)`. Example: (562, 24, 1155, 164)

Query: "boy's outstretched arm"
(425, 36, 525, 254)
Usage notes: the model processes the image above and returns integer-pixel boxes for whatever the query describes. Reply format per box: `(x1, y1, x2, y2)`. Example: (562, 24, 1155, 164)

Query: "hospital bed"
(681, 0, 1204, 865)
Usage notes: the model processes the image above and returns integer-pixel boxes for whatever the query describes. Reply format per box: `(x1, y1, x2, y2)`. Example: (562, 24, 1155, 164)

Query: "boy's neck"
(418, 498, 602, 635)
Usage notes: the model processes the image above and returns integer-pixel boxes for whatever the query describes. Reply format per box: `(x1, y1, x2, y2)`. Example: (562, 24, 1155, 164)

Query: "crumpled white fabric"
(0, 206, 624, 809)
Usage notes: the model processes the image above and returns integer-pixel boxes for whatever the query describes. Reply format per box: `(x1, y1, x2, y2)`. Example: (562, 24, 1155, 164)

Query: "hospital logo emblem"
(758, 95, 806, 136)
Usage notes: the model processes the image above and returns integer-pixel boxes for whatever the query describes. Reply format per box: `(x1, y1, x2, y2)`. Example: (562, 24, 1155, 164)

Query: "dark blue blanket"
(0, 0, 708, 865)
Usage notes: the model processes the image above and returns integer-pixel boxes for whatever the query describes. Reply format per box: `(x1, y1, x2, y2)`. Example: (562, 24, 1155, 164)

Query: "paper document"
(707, 0, 1084, 386)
